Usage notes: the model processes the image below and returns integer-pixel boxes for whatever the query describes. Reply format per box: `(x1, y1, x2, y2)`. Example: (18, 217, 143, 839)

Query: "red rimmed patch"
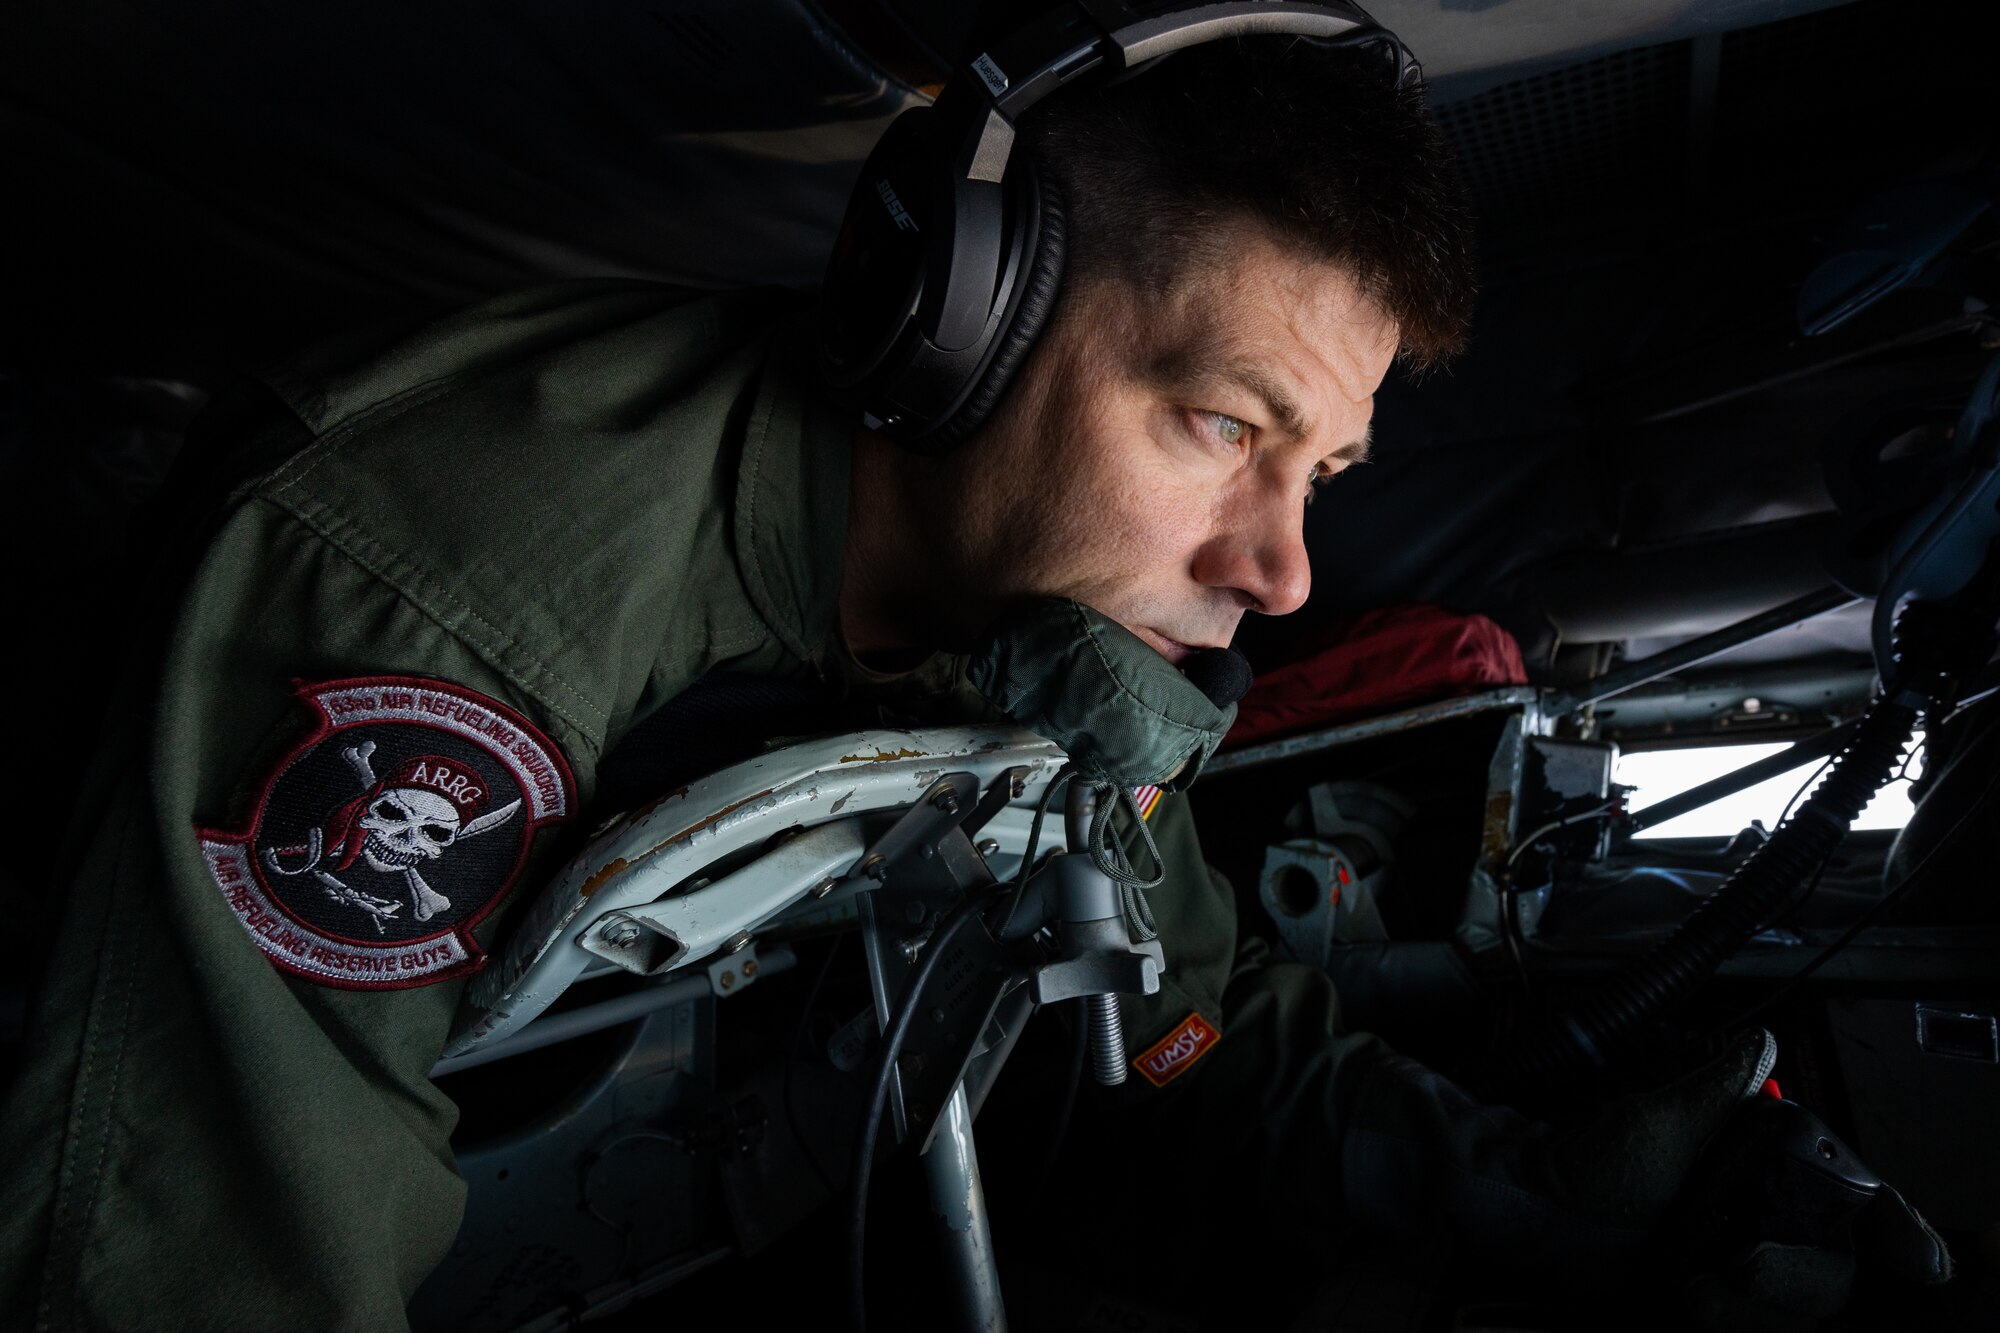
(1132, 1012, 1221, 1088)
(197, 676, 575, 990)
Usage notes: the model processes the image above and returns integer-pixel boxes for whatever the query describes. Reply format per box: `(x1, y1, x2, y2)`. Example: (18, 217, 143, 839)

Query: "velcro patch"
(197, 676, 575, 990)
(1132, 1012, 1220, 1088)
(1130, 784, 1163, 820)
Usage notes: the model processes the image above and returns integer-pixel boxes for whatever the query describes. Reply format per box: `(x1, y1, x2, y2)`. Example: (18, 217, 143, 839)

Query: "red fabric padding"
(1226, 604, 1528, 748)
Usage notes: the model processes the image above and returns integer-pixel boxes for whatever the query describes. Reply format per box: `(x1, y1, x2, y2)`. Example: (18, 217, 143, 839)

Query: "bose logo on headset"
(819, 1, 1416, 452)
(875, 179, 919, 233)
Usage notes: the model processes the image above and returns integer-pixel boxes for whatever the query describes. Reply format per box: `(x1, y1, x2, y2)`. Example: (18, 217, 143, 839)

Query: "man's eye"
(1304, 461, 1336, 506)
(1196, 411, 1248, 447)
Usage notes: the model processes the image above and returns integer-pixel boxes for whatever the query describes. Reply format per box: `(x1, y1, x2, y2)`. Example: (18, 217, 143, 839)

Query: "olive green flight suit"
(0, 282, 856, 1330)
(0, 281, 1653, 1332)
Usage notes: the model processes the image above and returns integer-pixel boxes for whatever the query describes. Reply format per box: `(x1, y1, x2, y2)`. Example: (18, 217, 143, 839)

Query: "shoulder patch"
(197, 676, 576, 990)
(1132, 1012, 1220, 1088)
(1130, 784, 1163, 820)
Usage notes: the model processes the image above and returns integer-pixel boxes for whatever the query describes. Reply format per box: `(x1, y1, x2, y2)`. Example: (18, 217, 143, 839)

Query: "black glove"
(1674, 1083, 1952, 1331)
(1343, 1027, 1950, 1327)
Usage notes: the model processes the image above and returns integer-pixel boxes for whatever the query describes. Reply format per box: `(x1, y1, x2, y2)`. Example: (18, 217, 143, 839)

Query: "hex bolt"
(932, 790, 962, 816)
(742, 959, 759, 979)
(1086, 993, 1128, 1087)
(718, 970, 736, 991)
(723, 930, 753, 955)
(863, 855, 888, 881)
(603, 919, 642, 947)
(900, 938, 922, 962)
(810, 877, 839, 898)
(976, 839, 1001, 859)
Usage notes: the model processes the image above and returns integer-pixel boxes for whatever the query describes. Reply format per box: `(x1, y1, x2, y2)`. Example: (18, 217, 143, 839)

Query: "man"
(0, 26, 1944, 1333)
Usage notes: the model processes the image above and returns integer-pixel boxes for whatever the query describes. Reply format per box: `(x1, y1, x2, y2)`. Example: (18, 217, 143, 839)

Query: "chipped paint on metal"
(578, 790, 775, 898)
(580, 857, 632, 899)
(659, 789, 777, 848)
(839, 746, 926, 763)
(627, 785, 691, 823)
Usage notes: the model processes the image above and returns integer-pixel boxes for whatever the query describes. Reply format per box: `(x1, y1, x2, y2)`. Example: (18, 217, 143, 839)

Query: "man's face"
(953, 224, 1399, 663)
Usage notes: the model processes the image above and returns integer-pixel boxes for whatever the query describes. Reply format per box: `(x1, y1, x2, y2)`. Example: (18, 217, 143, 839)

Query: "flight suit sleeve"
(0, 491, 601, 1333)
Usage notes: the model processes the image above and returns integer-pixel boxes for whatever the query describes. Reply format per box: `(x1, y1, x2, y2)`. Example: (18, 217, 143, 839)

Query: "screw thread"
(1086, 993, 1127, 1086)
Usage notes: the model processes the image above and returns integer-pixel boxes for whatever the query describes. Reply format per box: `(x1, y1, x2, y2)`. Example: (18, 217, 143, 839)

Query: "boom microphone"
(1182, 647, 1252, 708)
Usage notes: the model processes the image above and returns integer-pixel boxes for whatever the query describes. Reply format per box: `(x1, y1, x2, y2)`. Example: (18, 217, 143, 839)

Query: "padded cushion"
(967, 597, 1237, 791)
(920, 158, 1068, 451)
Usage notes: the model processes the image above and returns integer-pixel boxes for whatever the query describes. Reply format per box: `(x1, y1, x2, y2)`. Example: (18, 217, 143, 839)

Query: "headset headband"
(964, 1, 1416, 126)
(932, 2, 1414, 188)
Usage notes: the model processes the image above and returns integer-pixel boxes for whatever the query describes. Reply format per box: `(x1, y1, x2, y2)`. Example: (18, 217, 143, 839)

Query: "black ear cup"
(919, 161, 1068, 451)
(818, 101, 1049, 446)
(818, 107, 937, 393)
(818, 129, 1068, 452)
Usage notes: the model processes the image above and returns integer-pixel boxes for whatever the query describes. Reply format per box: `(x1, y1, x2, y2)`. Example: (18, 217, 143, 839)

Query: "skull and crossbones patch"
(197, 676, 575, 989)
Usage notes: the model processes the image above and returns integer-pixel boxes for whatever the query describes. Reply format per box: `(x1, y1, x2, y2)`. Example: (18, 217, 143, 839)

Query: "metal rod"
(1065, 783, 1132, 1089)
(1086, 993, 1128, 1086)
(428, 945, 796, 1077)
(1064, 778, 1096, 850)
(921, 1084, 1008, 1333)
(1557, 588, 1860, 712)
(1206, 686, 1541, 776)
(1623, 719, 1861, 833)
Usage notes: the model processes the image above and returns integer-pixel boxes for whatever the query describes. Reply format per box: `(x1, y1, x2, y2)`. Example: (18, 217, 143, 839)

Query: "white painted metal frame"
(445, 726, 1066, 1058)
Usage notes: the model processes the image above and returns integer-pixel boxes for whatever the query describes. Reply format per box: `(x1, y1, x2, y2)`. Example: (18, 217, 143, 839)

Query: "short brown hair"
(1020, 35, 1477, 370)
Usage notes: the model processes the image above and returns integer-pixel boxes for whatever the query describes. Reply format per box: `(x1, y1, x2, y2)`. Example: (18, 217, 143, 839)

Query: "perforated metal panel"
(1428, 0, 1951, 233)
(1433, 42, 1692, 226)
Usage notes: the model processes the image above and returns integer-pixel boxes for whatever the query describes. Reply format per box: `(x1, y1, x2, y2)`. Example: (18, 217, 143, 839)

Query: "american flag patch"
(1130, 785, 1163, 820)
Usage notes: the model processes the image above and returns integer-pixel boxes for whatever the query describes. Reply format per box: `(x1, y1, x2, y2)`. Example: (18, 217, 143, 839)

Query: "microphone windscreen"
(1181, 647, 1252, 708)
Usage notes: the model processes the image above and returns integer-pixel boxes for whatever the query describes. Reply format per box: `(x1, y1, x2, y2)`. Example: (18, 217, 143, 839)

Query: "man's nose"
(1191, 501, 1312, 618)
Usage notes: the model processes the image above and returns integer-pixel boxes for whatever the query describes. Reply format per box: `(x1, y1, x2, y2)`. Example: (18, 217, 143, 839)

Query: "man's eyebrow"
(1325, 426, 1373, 466)
(1148, 351, 1314, 441)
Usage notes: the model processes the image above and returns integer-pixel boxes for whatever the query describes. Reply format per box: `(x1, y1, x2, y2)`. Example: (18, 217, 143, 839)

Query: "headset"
(816, 0, 1419, 452)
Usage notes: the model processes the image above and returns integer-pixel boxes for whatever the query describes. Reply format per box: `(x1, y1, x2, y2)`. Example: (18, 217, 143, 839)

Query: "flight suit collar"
(733, 320, 853, 668)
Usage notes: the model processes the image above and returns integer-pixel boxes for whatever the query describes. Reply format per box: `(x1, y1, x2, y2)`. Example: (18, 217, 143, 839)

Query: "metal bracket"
(576, 819, 868, 976)
(854, 771, 1041, 1153)
(1029, 916, 1162, 1004)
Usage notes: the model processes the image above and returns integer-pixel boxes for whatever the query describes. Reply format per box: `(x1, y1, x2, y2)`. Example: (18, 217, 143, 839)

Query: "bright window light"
(1619, 733, 1924, 840)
